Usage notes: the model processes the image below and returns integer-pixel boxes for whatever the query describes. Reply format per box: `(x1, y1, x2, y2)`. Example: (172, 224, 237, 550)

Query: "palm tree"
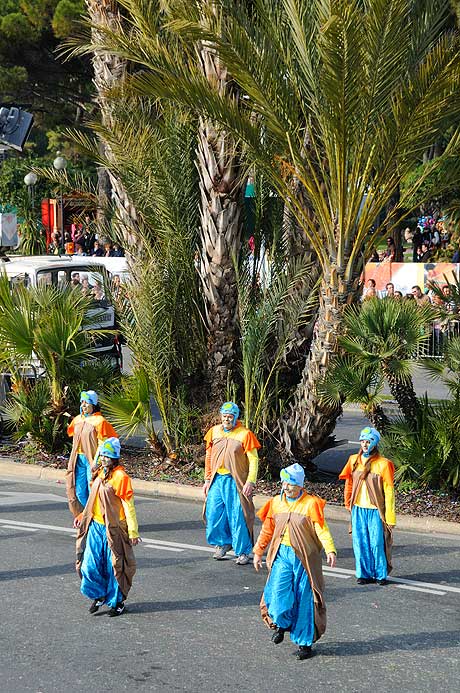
(325, 298, 435, 424)
(119, 0, 460, 460)
(73, 0, 460, 460)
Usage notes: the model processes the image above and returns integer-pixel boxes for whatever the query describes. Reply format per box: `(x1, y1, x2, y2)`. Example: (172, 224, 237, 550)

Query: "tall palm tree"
(84, 0, 139, 237)
(74, 0, 460, 460)
(117, 0, 460, 460)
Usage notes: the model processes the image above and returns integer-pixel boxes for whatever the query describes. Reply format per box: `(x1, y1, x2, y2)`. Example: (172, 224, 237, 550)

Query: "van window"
(37, 271, 53, 286)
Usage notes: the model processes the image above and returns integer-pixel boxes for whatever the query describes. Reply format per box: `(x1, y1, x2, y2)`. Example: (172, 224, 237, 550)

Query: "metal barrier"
(414, 320, 460, 358)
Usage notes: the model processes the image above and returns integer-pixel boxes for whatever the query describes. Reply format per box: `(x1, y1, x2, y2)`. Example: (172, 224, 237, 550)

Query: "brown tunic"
(347, 454, 394, 574)
(75, 476, 136, 600)
(66, 418, 100, 517)
(255, 493, 328, 642)
(203, 427, 256, 540)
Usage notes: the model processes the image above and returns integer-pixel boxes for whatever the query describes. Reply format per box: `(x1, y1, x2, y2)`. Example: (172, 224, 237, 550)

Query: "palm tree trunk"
(197, 42, 244, 399)
(85, 0, 138, 244)
(384, 369, 419, 424)
(278, 268, 359, 464)
(365, 405, 390, 433)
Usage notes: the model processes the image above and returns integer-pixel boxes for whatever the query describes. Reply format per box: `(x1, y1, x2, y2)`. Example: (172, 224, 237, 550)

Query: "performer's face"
(221, 413, 235, 430)
(360, 439, 371, 454)
(81, 400, 94, 415)
(283, 482, 302, 498)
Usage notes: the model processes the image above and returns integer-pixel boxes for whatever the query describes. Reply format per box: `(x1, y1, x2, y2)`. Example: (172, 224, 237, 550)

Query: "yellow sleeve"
(314, 520, 336, 555)
(120, 497, 139, 539)
(383, 480, 396, 526)
(246, 448, 259, 484)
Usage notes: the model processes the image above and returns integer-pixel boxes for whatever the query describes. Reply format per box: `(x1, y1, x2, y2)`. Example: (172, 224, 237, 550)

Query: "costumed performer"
(339, 426, 396, 585)
(66, 390, 118, 516)
(74, 438, 140, 617)
(253, 463, 336, 660)
(203, 401, 261, 565)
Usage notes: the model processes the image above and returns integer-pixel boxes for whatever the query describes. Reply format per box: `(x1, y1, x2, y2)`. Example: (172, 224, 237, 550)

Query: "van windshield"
(37, 267, 107, 302)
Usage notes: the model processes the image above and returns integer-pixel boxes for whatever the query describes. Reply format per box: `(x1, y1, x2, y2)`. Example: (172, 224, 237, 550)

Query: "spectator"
(382, 237, 396, 262)
(384, 282, 395, 298)
(104, 241, 114, 257)
(412, 226, 423, 262)
(48, 231, 61, 255)
(363, 278, 377, 300)
(75, 243, 86, 256)
(81, 274, 92, 295)
(405, 293, 415, 301)
(71, 272, 81, 289)
(394, 291, 403, 299)
(411, 285, 430, 305)
(91, 240, 104, 257)
(91, 280, 105, 301)
(452, 247, 460, 263)
(64, 232, 74, 255)
(441, 284, 457, 313)
(418, 242, 432, 263)
(82, 215, 96, 253)
(112, 242, 124, 257)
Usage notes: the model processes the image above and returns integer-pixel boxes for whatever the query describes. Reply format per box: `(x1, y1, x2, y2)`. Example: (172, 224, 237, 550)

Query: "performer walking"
(66, 390, 118, 516)
(339, 427, 396, 585)
(74, 438, 140, 617)
(203, 401, 260, 565)
(253, 463, 336, 660)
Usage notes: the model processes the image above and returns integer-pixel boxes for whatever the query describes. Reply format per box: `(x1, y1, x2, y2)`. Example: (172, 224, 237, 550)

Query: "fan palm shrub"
(332, 298, 434, 424)
(0, 275, 113, 450)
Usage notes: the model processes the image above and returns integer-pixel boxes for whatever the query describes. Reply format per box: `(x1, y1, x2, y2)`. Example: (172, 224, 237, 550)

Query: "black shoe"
(357, 578, 375, 585)
(377, 579, 388, 586)
(295, 646, 314, 661)
(271, 627, 285, 644)
(89, 598, 104, 614)
(108, 601, 125, 617)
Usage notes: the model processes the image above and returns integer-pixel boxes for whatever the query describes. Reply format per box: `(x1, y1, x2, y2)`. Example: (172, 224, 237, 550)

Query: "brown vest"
(66, 418, 100, 517)
(260, 502, 327, 642)
(349, 454, 393, 573)
(203, 428, 255, 539)
(75, 474, 136, 599)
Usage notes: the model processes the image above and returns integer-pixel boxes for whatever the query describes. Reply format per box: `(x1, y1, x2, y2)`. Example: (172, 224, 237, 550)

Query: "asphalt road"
(1, 478, 459, 693)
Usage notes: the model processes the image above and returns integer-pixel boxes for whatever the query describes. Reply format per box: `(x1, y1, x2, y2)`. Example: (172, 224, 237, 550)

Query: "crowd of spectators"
(47, 215, 125, 258)
(368, 218, 453, 264)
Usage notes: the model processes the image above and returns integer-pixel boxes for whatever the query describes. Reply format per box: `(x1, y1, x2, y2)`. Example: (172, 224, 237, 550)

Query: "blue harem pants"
(351, 505, 388, 580)
(80, 520, 123, 607)
(205, 473, 253, 557)
(75, 453, 92, 508)
(263, 544, 315, 646)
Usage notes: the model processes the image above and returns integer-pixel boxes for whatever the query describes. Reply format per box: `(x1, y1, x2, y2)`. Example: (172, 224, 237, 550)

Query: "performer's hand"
(202, 481, 210, 497)
(73, 516, 81, 529)
(253, 553, 263, 572)
(242, 481, 255, 499)
(130, 537, 141, 546)
(326, 552, 337, 568)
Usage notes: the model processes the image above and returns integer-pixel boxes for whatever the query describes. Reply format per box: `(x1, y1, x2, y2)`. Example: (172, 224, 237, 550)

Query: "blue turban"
(97, 437, 121, 460)
(220, 401, 240, 430)
(80, 390, 98, 416)
(359, 427, 381, 457)
(280, 463, 305, 487)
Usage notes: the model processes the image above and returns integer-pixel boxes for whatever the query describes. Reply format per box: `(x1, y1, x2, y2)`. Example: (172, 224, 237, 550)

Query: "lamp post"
(53, 153, 67, 253)
(23, 171, 38, 211)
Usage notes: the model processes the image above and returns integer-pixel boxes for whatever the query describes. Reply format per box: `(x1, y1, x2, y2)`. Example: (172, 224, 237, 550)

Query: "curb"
(1, 458, 459, 536)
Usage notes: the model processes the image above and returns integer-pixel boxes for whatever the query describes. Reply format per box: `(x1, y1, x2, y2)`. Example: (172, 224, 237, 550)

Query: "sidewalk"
(1, 457, 459, 536)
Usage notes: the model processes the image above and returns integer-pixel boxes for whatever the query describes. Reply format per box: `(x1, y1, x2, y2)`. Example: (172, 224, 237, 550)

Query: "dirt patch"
(3, 442, 460, 523)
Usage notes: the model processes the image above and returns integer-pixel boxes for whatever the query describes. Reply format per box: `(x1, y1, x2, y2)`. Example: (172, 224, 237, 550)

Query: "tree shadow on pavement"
(0, 562, 74, 581)
(319, 630, 460, 657)
(129, 591, 261, 614)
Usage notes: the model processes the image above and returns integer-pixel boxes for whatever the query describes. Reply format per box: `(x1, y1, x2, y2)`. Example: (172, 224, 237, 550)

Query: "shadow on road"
(319, 629, 460, 656)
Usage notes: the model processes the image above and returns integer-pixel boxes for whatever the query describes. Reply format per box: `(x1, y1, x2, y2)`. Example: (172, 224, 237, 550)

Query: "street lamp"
(23, 171, 38, 211)
(53, 153, 67, 253)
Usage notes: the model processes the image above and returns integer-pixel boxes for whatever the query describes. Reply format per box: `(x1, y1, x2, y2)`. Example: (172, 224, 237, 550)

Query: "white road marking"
(0, 517, 459, 597)
(0, 524, 38, 532)
(397, 584, 446, 596)
(142, 541, 184, 553)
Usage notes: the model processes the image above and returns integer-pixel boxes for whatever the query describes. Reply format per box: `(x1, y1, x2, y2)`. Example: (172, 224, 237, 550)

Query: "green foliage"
(52, 0, 85, 39)
(381, 396, 460, 489)
(1, 380, 67, 451)
(1, 11, 35, 40)
(236, 252, 318, 437)
(0, 275, 114, 450)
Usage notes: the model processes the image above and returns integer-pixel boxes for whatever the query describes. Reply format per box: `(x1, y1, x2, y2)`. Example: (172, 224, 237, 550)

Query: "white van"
(0, 254, 127, 366)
